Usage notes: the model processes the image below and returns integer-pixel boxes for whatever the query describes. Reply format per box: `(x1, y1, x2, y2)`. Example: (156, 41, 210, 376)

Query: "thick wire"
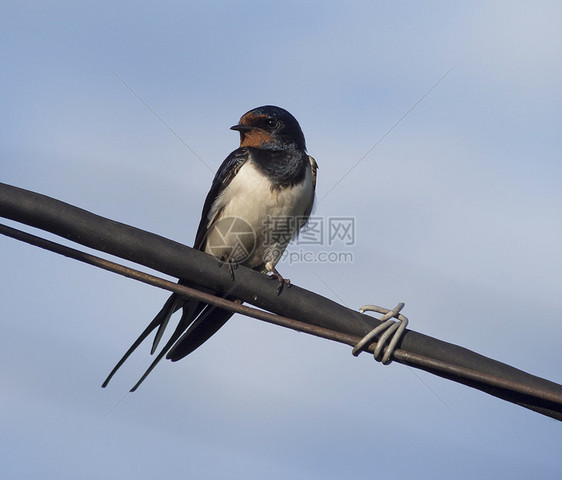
(2, 222, 562, 409)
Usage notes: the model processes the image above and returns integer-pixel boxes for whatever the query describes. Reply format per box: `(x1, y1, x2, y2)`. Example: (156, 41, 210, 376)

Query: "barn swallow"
(102, 105, 318, 391)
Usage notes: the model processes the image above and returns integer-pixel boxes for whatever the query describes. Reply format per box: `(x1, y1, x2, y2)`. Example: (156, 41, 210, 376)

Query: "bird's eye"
(266, 119, 278, 129)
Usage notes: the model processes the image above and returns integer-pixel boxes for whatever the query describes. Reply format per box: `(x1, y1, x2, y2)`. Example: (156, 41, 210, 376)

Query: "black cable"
(1, 181, 562, 420)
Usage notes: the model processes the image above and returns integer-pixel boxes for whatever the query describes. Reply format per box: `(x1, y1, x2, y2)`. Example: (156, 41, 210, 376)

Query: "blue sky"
(2, 1, 562, 478)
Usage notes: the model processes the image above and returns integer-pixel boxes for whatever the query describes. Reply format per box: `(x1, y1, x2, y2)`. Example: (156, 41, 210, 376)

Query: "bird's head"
(231, 105, 306, 151)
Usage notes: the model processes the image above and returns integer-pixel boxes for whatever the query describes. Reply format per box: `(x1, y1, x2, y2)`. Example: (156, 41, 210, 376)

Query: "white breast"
(204, 159, 314, 271)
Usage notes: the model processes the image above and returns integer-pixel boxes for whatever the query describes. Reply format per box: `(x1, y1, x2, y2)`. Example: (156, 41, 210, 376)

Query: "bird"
(102, 105, 318, 391)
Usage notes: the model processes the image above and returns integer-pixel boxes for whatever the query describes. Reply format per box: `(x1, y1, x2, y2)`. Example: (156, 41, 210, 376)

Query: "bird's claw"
(275, 276, 290, 296)
(218, 257, 238, 281)
(265, 263, 290, 295)
(352, 302, 408, 364)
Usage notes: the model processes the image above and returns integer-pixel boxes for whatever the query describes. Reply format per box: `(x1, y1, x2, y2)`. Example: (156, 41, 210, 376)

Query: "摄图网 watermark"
(206, 215, 356, 265)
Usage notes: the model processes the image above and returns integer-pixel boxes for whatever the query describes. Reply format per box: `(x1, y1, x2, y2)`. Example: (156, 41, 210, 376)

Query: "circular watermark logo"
(206, 216, 257, 265)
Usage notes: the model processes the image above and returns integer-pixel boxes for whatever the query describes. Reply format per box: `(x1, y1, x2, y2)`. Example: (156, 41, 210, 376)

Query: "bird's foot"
(265, 263, 290, 295)
(218, 257, 238, 281)
(352, 302, 408, 364)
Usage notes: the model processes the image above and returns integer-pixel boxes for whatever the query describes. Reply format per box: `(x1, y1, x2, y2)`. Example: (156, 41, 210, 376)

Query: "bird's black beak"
(230, 124, 251, 132)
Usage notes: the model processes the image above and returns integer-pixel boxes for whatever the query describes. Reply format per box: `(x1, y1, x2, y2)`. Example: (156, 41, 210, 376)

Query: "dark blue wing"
(102, 148, 248, 390)
(193, 148, 249, 250)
